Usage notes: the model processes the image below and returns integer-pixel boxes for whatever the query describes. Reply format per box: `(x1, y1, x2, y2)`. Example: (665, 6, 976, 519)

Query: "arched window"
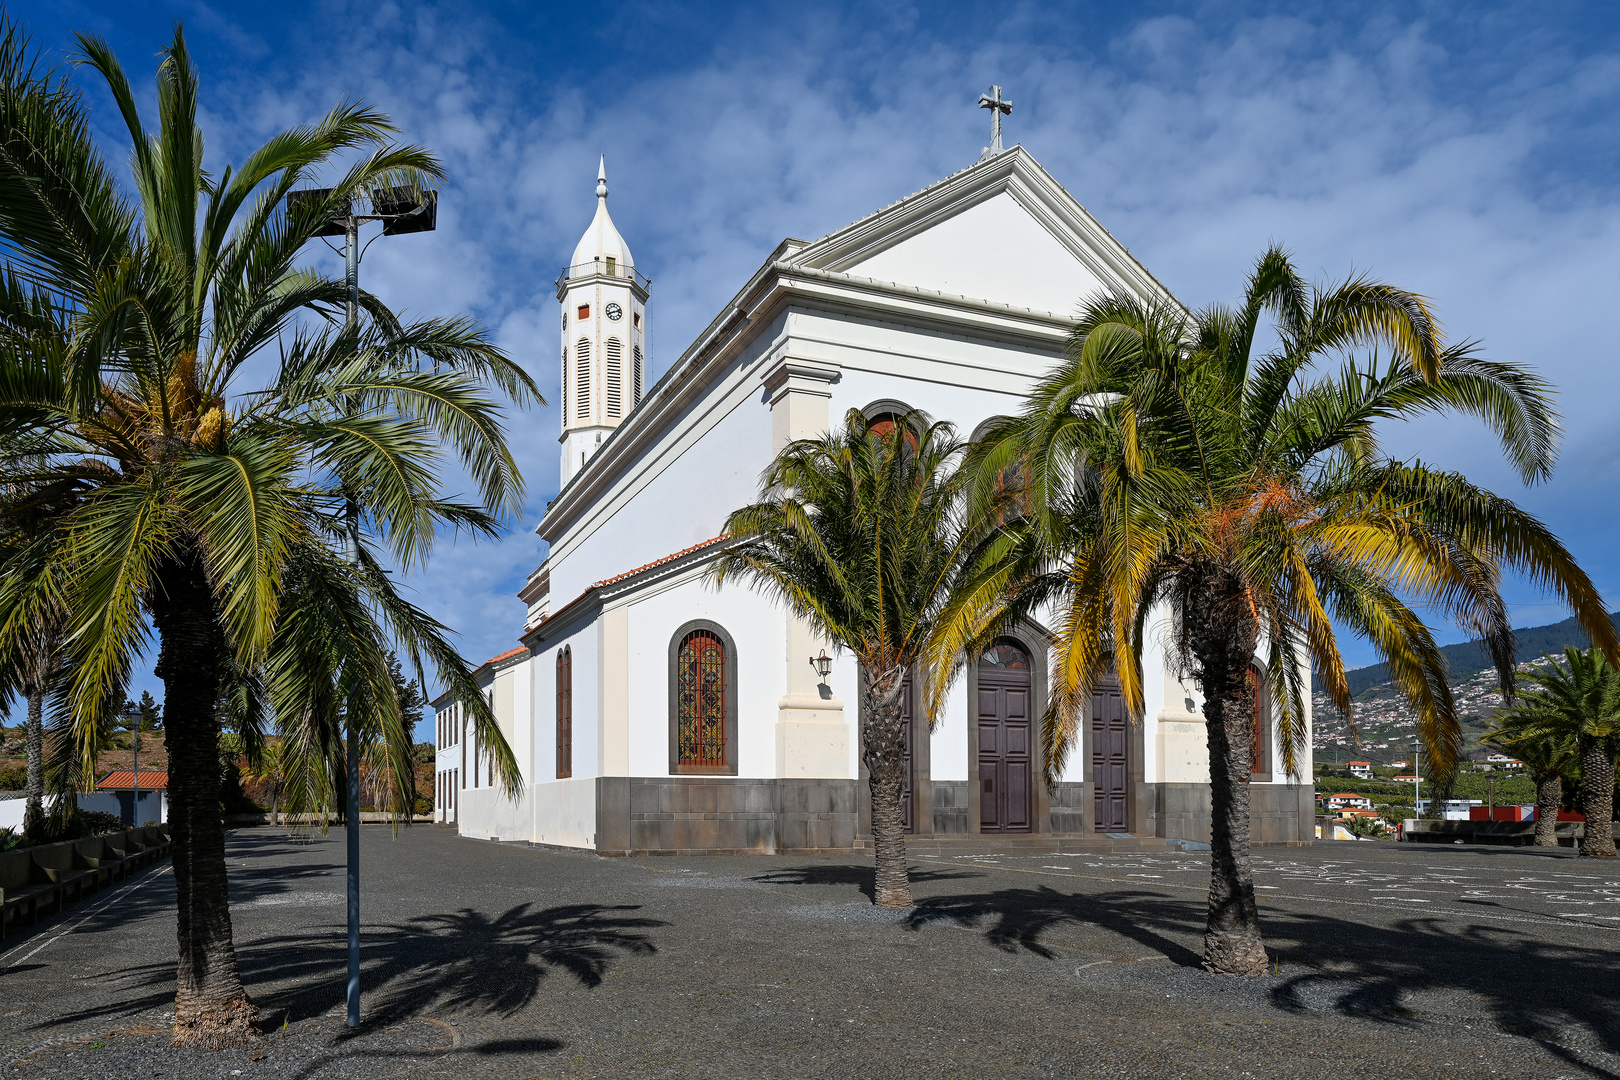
(970, 416, 1028, 524)
(862, 400, 921, 453)
(632, 344, 644, 406)
(556, 647, 572, 779)
(669, 621, 737, 774)
(1248, 665, 1271, 779)
(575, 338, 592, 419)
(606, 337, 623, 418)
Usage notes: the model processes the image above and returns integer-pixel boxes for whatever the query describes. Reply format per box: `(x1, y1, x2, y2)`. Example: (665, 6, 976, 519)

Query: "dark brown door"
(978, 640, 1032, 833)
(1092, 679, 1128, 832)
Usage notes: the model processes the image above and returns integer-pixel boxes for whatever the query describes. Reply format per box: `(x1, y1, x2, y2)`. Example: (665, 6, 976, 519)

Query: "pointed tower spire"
(558, 154, 648, 488)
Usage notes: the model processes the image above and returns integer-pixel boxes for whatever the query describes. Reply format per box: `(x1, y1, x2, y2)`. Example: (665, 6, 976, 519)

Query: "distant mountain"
(1321, 610, 1620, 699)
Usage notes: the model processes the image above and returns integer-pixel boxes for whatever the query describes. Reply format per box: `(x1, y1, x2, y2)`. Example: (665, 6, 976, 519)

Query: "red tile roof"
(98, 771, 168, 790)
(527, 535, 733, 639)
(484, 646, 529, 666)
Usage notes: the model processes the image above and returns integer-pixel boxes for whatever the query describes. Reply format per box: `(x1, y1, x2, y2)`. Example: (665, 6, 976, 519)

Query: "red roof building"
(97, 771, 169, 791)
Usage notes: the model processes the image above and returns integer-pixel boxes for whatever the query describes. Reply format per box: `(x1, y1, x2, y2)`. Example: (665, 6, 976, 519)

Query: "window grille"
(561, 347, 568, 419)
(676, 629, 727, 769)
(576, 338, 591, 419)
(633, 344, 643, 405)
(606, 337, 623, 419)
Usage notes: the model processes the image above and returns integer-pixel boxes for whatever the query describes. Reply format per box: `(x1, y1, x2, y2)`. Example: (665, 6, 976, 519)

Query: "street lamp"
(1412, 737, 1422, 820)
(286, 182, 437, 1030)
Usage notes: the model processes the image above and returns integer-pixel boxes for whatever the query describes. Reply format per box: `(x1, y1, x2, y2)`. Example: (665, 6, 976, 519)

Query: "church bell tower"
(558, 157, 649, 486)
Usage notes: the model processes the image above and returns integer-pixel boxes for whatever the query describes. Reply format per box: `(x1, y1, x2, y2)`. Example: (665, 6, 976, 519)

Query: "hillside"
(1324, 610, 1620, 699)
(1312, 610, 1620, 763)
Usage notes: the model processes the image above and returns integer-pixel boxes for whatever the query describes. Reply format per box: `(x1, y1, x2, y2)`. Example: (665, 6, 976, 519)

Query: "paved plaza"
(1, 828, 1618, 1078)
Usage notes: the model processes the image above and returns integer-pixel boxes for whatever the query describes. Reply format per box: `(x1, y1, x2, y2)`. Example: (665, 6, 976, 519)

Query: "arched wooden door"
(978, 639, 1033, 833)
(1091, 677, 1129, 832)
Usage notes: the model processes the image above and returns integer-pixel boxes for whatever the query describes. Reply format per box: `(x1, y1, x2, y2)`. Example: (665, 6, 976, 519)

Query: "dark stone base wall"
(1147, 782, 1316, 846)
(932, 781, 970, 834)
(1050, 781, 1089, 835)
(591, 776, 1313, 853)
(595, 777, 857, 856)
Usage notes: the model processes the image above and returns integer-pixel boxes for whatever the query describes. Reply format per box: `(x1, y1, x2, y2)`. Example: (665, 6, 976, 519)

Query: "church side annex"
(431, 142, 1315, 855)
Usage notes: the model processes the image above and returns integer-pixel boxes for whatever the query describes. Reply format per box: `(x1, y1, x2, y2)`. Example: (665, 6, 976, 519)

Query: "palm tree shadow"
(905, 884, 1204, 965)
(39, 902, 666, 1032)
(750, 864, 984, 902)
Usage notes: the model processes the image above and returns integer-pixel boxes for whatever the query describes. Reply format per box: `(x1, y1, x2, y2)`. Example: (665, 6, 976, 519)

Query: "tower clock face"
(605, 302, 623, 321)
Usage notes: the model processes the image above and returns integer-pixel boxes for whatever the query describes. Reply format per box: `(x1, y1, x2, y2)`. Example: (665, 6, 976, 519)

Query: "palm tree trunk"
(23, 684, 42, 835)
(1578, 736, 1616, 859)
(1533, 771, 1561, 848)
(863, 665, 911, 908)
(150, 551, 257, 1046)
(1186, 576, 1268, 976)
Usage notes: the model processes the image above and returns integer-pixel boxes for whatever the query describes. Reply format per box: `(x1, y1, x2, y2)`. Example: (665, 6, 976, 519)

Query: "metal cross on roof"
(978, 85, 1012, 156)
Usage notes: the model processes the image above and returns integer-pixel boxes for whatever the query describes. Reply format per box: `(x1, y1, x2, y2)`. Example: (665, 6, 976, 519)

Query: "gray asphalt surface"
(2, 827, 1617, 1079)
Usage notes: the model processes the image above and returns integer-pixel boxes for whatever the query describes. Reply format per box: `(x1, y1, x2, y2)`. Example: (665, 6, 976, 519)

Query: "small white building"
(1347, 761, 1373, 779)
(1325, 794, 1373, 811)
(436, 136, 1315, 854)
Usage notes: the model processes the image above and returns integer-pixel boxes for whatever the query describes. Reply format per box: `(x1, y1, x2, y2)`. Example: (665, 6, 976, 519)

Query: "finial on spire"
(978, 85, 1012, 160)
(596, 155, 608, 199)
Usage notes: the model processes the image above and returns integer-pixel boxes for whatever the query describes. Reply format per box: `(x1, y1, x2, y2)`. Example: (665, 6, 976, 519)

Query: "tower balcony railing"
(554, 257, 651, 297)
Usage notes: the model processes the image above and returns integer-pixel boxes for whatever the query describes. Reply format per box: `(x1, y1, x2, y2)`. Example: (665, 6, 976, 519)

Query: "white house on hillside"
(430, 135, 1315, 855)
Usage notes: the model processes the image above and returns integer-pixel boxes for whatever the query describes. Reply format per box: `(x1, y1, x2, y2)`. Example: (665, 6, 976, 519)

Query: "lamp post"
(286, 183, 437, 1030)
(1412, 737, 1422, 819)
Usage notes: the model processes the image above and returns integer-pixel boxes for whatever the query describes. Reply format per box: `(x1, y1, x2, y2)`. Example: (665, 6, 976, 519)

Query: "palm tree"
(712, 409, 1004, 907)
(0, 25, 535, 1044)
(1484, 695, 1577, 848)
(1497, 649, 1620, 858)
(958, 248, 1616, 973)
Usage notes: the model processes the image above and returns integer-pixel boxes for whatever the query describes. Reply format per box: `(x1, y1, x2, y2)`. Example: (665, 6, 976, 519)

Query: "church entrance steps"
(851, 834, 1171, 856)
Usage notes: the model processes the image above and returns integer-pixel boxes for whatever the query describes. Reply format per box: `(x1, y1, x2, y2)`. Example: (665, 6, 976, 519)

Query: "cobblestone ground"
(2, 827, 1617, 1079)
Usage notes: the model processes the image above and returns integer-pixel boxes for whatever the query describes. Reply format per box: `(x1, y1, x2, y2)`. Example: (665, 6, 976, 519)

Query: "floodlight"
(373, 186, 438, 235)
(286, 187, 350, 237)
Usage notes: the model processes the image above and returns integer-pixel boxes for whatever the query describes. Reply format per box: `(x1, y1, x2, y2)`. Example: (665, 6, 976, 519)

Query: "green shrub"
(0, 764, 25, 790)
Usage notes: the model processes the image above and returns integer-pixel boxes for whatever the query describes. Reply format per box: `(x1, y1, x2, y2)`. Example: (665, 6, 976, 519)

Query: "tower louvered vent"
(575, 338, 591, 419)
(606, 337, 623, 419)
(633, 344, 643, 405)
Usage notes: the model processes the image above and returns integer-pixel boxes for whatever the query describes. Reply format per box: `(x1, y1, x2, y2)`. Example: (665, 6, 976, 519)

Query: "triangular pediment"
(783, 147, 1177, 318)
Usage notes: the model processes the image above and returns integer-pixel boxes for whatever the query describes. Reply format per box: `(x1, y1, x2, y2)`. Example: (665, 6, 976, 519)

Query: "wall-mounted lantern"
(809, 650, 833, 680)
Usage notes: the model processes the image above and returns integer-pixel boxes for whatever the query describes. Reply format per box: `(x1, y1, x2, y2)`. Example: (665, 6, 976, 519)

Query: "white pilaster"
(762, 354, 851, 779)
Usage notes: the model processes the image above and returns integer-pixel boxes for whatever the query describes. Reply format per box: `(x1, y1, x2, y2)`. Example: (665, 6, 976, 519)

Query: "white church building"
(431, 135, 1314, 854)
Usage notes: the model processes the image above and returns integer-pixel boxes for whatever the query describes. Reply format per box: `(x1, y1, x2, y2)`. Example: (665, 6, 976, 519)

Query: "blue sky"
(12, 1, 1620, 704)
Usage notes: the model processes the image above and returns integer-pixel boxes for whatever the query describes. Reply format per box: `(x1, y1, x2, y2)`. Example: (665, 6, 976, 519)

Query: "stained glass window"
(677, 629, 727, 769)
(980, 639, 1030, 670)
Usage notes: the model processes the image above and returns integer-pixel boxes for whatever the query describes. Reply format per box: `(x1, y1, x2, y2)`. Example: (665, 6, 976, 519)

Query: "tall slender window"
(676, 629, 727, 770)
(606, 337, 623, 418)
(575, 338, 591, 419)
(561, 347, 568, 419)
(633, 344, 643, 405)
(556, 647, 573, 779)
(1248, 665, 1269, 776)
